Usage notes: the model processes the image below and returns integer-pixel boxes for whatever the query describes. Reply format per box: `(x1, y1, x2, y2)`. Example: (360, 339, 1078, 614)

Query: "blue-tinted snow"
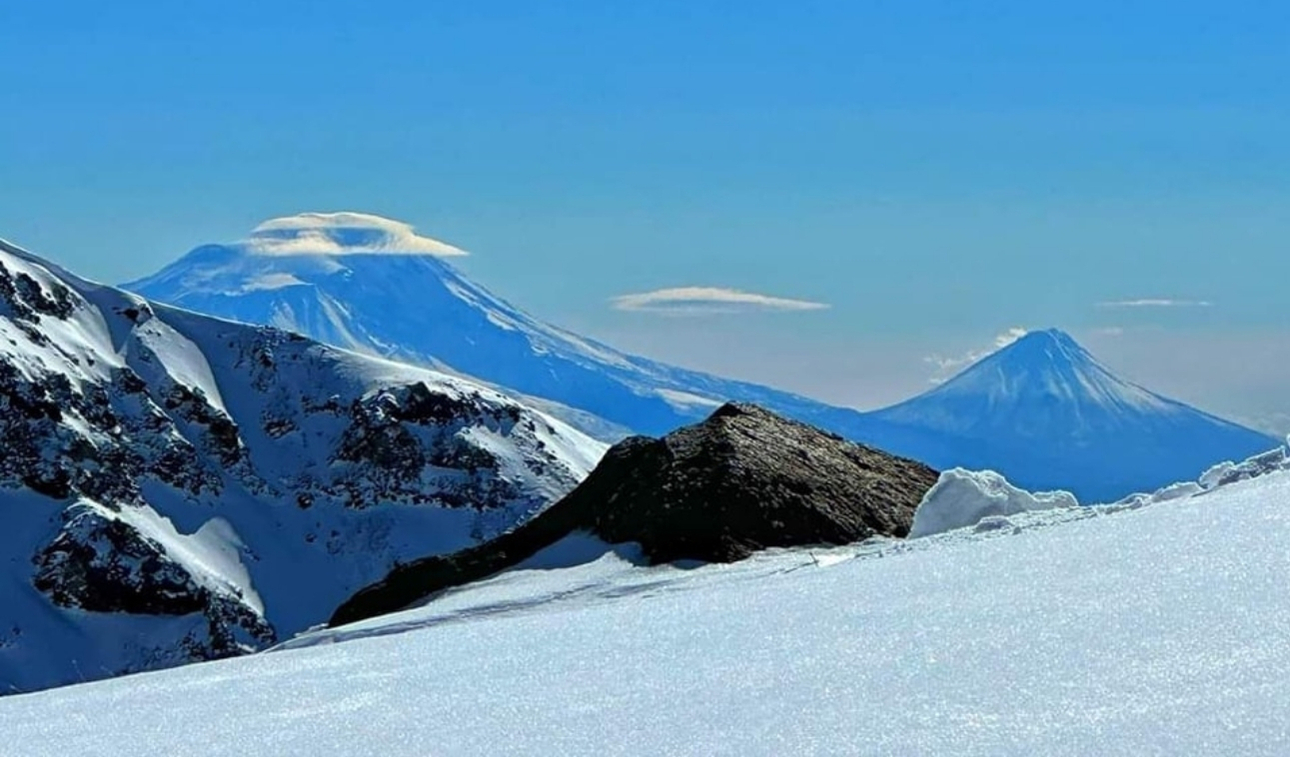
(3, 468, 1289, 755)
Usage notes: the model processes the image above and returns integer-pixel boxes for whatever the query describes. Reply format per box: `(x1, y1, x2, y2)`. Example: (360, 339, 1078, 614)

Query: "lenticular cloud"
(244, 212, 468, 257)
(610, 286, 830, 314)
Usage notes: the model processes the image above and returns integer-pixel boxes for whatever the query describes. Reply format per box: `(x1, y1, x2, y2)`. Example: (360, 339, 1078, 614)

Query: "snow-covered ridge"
(0, 235, 604, 694)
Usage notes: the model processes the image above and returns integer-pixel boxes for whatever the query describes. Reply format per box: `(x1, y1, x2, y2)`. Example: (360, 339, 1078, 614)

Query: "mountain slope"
(0, 235, 604, 694)
(125, 213, 1276, 501)
(124, 212, 870, 439)
(4, 450, 1289, 755)
(867, 329, 1277, 501)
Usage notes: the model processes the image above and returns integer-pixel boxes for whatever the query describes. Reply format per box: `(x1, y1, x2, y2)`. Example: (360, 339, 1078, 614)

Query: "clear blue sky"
(1, 1, 1287, 429)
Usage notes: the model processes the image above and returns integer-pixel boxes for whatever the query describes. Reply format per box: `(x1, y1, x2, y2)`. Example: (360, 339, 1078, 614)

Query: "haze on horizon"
(2, 1, 1286, 432)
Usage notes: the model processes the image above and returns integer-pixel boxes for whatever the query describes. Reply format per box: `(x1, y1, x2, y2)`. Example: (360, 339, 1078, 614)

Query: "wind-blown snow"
(909, 468, 1078, 537)
(4, 464, 1290, 755)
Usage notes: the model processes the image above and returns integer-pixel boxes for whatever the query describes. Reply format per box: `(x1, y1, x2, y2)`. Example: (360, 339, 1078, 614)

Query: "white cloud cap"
(610, 286, 830, 314)
(245, 212, 468, 257)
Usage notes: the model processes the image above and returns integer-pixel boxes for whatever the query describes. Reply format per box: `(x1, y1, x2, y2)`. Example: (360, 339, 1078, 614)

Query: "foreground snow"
(3, 467, 1289, 755)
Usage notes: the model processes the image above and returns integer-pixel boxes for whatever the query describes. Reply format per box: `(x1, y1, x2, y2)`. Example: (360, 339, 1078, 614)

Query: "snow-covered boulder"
(910, 468, 1078, 538)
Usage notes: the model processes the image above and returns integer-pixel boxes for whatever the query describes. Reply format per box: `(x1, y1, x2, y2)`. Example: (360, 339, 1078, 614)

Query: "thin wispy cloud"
(1096, 298, 1212, 308)
(924, 327, 1028, 383)
(610, 287, 830, 315)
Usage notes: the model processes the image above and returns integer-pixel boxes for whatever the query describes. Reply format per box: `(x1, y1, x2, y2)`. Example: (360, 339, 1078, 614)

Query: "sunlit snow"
(3, 466, 1289, 755)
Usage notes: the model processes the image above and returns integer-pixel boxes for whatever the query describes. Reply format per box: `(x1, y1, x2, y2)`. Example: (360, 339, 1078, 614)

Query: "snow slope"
(3, 452, 1289, 754)
(0, 235, 604, 694)
(125, 215, 1276, 501)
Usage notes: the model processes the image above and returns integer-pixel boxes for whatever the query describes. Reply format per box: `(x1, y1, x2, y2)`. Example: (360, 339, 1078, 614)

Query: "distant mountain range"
(127, 212, 1278, 502)
(0, 234, 602, 694)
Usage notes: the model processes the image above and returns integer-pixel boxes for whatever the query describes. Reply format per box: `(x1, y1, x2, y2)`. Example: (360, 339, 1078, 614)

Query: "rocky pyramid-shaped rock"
(331, 403, 938, 626)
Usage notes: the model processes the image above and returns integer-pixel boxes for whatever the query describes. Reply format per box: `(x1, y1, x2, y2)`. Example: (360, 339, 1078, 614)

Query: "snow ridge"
(0, 235, 605, 695)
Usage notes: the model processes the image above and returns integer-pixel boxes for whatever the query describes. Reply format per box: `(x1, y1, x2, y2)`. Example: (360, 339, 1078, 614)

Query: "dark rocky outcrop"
(331, 403, 939, 627)
(33, 502, 276, 659)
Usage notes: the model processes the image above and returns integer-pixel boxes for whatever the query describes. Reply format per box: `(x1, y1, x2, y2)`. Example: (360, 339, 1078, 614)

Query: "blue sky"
(1, 1, 1287, 429)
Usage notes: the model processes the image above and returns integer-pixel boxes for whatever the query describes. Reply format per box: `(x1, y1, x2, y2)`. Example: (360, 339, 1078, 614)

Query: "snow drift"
(909, 468, 1078, 537)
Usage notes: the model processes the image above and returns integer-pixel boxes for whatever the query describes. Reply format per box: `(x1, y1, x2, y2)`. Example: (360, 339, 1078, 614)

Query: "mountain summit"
(867, 328, 1276, 501)
(126, 213, 870, 440)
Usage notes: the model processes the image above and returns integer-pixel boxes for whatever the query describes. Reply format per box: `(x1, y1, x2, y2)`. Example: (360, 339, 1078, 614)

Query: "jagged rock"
(0, 238, 604, 695)
(33, 503, 275, 661)
(331, 403, 938, 626)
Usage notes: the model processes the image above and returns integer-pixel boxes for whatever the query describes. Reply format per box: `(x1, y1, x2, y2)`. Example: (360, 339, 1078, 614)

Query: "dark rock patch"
(33, 503, 275, 659)
(331, 403, 938, 627)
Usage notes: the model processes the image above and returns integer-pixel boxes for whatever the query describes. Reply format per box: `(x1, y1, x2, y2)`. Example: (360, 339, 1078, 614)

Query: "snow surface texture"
(3, 459, 1290, 754)
(0, 236, 604, 694)
(125, 215, 1275, 500)
(909, 468, 1078, 537)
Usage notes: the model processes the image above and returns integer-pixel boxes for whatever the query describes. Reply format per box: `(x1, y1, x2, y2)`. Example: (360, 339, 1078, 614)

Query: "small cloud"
(1094, 326, 1126, 336)
(924, 327, 1028, 382)
(1096, 298, 1212, 308)
(610, 286, 830, 315)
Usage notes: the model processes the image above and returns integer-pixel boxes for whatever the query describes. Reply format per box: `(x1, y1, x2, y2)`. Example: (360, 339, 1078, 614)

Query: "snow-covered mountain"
(867, 329, 1277, 502)
(0, 235, 604, 694)
(124, 212, 873, 439)
(125, 213, 1276, 501)
(4, 444, 1289, 755)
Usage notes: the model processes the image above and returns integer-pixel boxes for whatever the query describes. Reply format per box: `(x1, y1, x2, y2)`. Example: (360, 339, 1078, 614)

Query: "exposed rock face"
(331, 403, 938, 626)
(33, 503, 275, 661)
(0, 238, 604, 694)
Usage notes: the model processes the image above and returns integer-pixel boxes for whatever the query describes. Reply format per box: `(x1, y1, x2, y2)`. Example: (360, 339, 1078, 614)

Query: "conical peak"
(1008, 328, 1079, 352)
(990, 328, 1090, 369)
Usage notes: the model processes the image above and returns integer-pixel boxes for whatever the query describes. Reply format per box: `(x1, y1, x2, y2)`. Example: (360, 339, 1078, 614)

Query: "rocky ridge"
(331, 403, 938, 626)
